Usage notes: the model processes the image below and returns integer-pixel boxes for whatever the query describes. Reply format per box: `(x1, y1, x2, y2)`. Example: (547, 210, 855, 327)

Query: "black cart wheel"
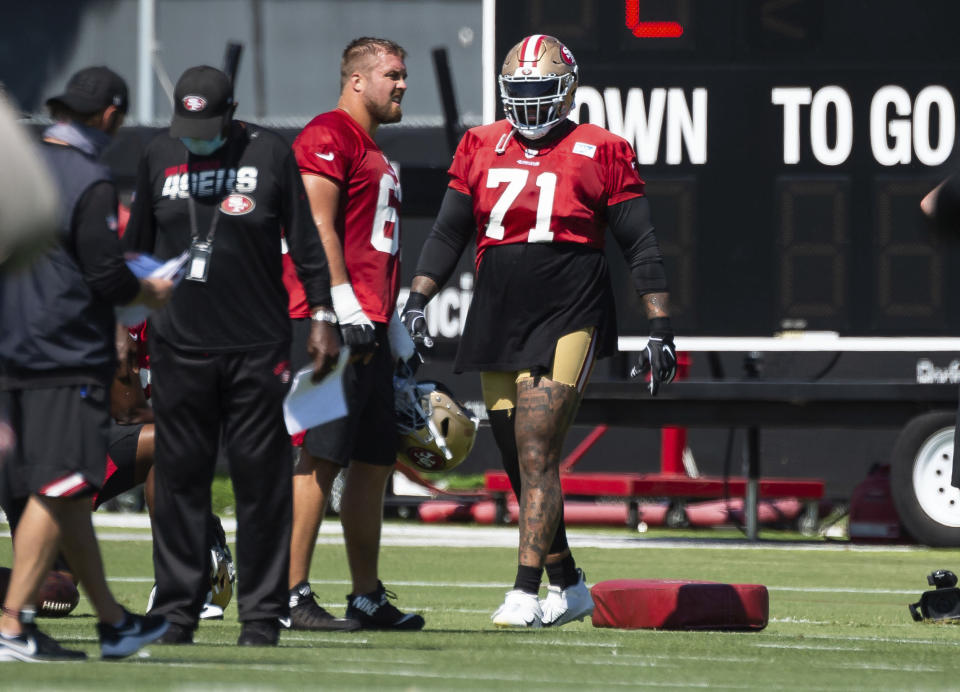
(891, 411, 960, 547)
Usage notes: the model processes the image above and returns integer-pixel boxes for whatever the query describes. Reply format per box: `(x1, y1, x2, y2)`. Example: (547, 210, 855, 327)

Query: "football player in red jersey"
(402, 35, 676, 628)
(283, 37, 423, 632)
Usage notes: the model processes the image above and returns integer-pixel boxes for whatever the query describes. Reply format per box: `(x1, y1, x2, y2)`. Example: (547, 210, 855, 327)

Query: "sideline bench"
(483, 470, 825, 531)
(483, 380, 958, 539)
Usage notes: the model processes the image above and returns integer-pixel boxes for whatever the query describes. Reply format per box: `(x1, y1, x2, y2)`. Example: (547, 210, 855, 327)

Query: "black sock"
(513, 565, 542, 595)
(546, 555, 579, 589)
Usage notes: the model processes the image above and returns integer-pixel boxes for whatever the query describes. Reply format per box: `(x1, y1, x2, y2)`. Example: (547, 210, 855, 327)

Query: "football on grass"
(0, 567, 80, 618)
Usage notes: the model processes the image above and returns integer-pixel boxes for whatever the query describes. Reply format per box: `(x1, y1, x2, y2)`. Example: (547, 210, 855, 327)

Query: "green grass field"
(2, 517, 960, 690)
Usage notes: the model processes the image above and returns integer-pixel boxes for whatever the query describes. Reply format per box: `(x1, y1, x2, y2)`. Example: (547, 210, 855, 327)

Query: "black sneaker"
(157, 622, 194, 645)
(238, 618, 280, 646)
(280, 583, 361, 632)
(0, 624, 86, 662)
(345, 581, 425, 631)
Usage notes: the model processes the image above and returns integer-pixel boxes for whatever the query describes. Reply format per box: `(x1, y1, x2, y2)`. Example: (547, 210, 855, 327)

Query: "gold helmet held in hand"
(395, 379, 478, 473)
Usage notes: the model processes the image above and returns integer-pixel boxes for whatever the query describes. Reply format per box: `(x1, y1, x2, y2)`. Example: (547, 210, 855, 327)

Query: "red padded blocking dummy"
(591, 579, 768, 630)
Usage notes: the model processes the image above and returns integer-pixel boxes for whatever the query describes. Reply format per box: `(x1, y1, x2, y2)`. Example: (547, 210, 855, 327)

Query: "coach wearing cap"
(0, 66, 171, 660)
(123, 65, 339, 647)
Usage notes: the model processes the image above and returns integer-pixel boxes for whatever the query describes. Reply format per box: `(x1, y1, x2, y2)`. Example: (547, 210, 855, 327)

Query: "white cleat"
(540, 568, 594, 627)
(491, 590, 543, 629)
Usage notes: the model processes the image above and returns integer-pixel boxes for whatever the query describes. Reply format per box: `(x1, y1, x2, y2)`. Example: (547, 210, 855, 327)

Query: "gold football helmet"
(207, 543, 235, 611)
(202, 517, 235, 619)
(499, 34, 579, 139)
(395, 379, 478, 473)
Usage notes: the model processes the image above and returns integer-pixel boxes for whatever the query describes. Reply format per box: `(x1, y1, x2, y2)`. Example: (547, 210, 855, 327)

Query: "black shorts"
(455, 243, 617, 373)
(301, 323, 396, 467)
(94, 422, 145, 509)
(0, 384, 109, 498)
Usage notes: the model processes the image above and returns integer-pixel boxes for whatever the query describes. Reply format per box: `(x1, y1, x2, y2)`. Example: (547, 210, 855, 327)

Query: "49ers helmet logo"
(408, 446, 444, 471)
(220, 194, 255, 215)
(182, 95, 207, 112)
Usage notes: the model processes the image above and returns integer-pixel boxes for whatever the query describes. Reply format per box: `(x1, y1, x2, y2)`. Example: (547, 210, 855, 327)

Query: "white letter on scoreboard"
(772, 87, 812, 164)
(810, 86, 853, 166)
(871, 85, 913, 166)
(666, 88, 707, 165)
(913, 85, 955, 166)
(570, 86, 605, 128)
(606, 87, 666, 165)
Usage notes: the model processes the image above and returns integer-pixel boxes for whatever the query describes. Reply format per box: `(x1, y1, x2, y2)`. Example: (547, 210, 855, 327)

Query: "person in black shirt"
(0, 66, 171, 661)
(123, 65, 339, 647)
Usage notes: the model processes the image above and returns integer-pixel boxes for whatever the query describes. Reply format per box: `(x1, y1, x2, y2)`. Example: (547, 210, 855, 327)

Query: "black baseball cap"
(46, 66, 128, 115)
(170, 65, 234, 139)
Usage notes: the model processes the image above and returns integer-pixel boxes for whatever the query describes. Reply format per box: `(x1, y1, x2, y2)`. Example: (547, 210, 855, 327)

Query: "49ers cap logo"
(220, 194, 255, 215)
(182, 95, 207, 112)
(409, 446, 444, 470)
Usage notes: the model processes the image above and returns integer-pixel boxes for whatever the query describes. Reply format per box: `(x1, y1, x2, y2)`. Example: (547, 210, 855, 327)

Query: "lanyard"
(184, 136, 238, 246)
(187, 190, 221, 245)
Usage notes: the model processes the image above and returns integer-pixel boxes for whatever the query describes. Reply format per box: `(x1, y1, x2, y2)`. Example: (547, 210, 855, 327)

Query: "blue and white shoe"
(0, 624, 86, 662)
(97, 608, 169, 659)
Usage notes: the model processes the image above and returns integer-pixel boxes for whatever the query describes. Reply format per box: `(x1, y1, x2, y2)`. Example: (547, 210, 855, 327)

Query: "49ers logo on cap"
(182, 95, 207, 112)
(220, 194, 255, 215)
(409, 447, 444, 470)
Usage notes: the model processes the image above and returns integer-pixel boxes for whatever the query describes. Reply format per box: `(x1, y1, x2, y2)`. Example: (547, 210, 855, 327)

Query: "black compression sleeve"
(74, 181, 141, 305)
(414, 187, 474, 287)
(122, 154, 157, 253)
(608, 195, 668, 295)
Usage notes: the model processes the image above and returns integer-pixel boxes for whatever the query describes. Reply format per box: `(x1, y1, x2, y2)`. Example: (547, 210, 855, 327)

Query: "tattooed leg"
(515, 376, 580, 569)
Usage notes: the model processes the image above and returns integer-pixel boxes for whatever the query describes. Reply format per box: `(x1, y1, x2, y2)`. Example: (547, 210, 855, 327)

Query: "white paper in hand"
(282, 346, 351, 435)
(116, 251, 189, 326)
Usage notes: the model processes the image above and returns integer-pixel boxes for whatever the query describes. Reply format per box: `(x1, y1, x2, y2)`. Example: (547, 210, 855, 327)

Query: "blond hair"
(340, 37, 407, 91)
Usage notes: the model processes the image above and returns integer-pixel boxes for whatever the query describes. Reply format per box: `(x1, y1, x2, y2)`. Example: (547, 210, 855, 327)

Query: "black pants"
(149, 338, 293, 627)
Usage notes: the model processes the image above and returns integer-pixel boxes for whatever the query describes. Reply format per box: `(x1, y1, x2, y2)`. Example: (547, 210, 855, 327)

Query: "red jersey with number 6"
(291, 109, 401, 322)
(448, 119, 645, 268)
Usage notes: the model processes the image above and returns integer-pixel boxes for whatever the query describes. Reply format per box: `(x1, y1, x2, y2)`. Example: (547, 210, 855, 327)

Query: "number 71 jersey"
(447, 120, 646, 267)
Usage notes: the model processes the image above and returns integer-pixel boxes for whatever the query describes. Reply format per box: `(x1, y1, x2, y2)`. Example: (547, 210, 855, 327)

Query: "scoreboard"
(492, 0, 960, 337)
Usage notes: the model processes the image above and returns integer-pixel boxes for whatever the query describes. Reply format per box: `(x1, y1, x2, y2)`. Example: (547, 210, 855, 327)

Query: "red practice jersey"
(291, 110, 401, 322)
(282, 235, 310, 319)
(448, 120, 645, 268)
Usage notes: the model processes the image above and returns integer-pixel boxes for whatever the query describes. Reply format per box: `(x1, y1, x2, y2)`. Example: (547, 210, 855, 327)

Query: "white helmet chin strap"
(518, 124, 552, 140)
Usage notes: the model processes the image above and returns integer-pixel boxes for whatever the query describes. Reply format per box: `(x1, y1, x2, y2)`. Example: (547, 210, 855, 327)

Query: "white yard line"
(22, 514, 922, 553)
(104, 574, 922, 598)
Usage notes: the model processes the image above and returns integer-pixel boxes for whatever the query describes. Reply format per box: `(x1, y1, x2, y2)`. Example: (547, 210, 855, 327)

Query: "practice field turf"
(2, 517, 960, 690)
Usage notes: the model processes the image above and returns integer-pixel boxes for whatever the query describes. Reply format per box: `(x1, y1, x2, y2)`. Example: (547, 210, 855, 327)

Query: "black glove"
(400, 291, 433, 348)
(331, 284, 377, 356)
(340, 322, 376, 352)
(630, 317, 677, 395)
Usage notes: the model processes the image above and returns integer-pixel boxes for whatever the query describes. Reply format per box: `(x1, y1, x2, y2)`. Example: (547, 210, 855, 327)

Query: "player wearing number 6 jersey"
(402, 34, 676, 628)
(283, 37, 423, 632)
